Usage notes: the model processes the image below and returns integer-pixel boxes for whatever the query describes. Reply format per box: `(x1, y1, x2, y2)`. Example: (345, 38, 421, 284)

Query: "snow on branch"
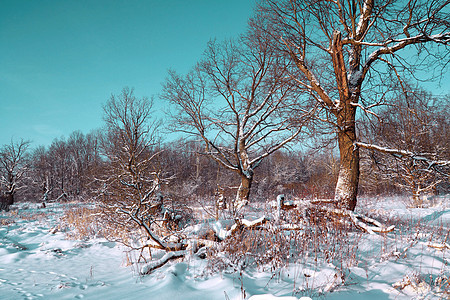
(427, 243, 450, 251)
(355, 142, 450, 170)
(217, 216, 269, 240)
(345, 210, 395, 234)
(349, 102, 381, 120)
(140, 250, 186, 275)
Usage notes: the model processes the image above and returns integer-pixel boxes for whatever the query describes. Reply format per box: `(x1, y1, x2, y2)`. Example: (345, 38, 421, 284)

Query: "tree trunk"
(331, 31, 361, 211)
(234, 138, 253, 212)
(334, 106, 359, 211)
(6, 192, 14, 206)
(235, 174, 253, 212)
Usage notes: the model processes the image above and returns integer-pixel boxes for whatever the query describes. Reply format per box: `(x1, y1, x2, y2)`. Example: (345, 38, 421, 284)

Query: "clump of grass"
(60, 206, 131, 243)
(60, 206, 103, 240)
(0, 217, 15, 226)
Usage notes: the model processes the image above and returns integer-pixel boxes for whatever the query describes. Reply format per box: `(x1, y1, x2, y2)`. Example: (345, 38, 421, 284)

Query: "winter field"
(1, 196, 449, 300)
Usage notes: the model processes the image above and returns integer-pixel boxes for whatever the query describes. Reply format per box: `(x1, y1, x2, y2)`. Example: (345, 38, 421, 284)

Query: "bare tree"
(30, 145, 54, 202)
(98, 87, 179, 250)
(27, 130, 101, 203)
(162, 37, 314, 212)
(0, 139, 30, 210)
(257, 0, 450, 210)
(360, 89, 449, 205)
(47, 137, 71, 201)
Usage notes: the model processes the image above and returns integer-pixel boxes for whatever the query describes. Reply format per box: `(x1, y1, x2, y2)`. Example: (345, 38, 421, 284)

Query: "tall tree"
(257, 0, 450, 210)
(162, 37, 314, 212)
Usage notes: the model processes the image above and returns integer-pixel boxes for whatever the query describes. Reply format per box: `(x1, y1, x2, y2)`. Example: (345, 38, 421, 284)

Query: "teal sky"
(1, 1, 448, 148)
(0, 0, 256, 146)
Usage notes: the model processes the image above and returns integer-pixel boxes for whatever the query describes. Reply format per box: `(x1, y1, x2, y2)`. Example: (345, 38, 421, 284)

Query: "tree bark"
(235, 174, 253, 211)
(6, 192, 14, 206)
(334, 105, 359, 211)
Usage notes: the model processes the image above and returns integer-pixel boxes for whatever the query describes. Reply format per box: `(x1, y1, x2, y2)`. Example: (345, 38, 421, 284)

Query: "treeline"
(2, 0, 449, 213)
(2, 129, 445, 206)
(3, 133, 341, 204)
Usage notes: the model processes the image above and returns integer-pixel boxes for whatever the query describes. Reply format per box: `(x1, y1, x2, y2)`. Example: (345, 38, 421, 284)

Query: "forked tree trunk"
(331, 30, 361, 211)
(334, 103, 360, 211)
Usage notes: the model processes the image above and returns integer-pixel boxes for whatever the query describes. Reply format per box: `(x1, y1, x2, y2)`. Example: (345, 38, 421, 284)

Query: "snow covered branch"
(140, 250, 186, 275)
(355, 142, 450, 171)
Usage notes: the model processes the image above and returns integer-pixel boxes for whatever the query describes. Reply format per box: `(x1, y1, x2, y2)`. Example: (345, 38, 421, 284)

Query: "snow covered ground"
(1, 196, 449, 300)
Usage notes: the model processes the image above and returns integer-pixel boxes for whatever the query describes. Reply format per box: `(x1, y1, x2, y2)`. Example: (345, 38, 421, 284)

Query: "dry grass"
(60, 206, 132, 244)
(56, 198, 449, 298)
(206, 207, 363, 295)
(203, 202, 450, 298)
(60, 206, 103, 239)
(0, 217, 15, 226)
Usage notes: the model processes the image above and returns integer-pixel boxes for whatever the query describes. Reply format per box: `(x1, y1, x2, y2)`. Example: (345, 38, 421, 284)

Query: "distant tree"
(27, 130, 101, 203)
(156, 139, 235, 200)
(162, 37, 314, 213)
(0, 139, 30, 210)
(256, 0, 450, 210)
(66, 130, 102, 199)
(47, 137, 71, 200)
(360, 88, 449, 206)
(29, 145, 54, 202)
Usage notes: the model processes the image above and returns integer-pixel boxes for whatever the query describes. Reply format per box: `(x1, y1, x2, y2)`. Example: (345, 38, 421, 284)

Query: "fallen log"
(139, 202, 395, 274)
(274, 198, 395, 235)
(306, 203, 395, 234)
(341, 209, 395, 234)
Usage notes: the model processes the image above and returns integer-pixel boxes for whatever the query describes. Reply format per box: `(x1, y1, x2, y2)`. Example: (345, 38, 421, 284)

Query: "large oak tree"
(256, 0, 450, 210)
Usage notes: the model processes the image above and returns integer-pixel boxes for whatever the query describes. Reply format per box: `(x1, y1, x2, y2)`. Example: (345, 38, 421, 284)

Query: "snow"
(1, 197, 449, 299)
(248, 295, 308, 300)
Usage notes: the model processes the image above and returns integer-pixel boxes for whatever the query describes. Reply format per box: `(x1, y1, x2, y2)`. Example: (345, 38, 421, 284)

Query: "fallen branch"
(143, 239, 185, 251)
(314, 206, 395, 234)
(345, 210, 395, 234)
(277, 223, 304, 231)
(216, 216, 269, 240)
(427, 242, 450, 251)
(303, 200, 395, 234)
(140, 250, 186, 275)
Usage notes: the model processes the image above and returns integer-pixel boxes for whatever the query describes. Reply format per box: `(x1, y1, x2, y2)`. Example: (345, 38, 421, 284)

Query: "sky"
(1, 1, 449, 149)
(0, 0, 256, 147)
